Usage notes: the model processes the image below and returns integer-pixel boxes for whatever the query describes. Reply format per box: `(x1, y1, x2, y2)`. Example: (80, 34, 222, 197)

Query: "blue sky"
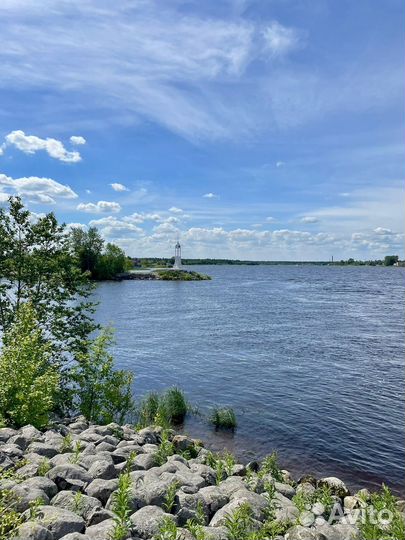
(0, 0, 403, 260)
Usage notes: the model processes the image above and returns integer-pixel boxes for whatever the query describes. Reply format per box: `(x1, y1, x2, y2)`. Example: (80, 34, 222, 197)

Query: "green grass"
(136, 387, 188, 428)
(155, 270, 211, 281)
(109, 460, 133, 540)
(359, 485, 405, 540)
(259, 452, 283, 483)
(209, 406, 237, 429)
(37, 458, 51, 477)
(155, 517, 179, 540)
(163, 481, 179, 513)
(155, 431, 175, 465)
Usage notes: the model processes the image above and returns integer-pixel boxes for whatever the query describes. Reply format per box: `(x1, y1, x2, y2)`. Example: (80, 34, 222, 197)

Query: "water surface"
(93, 265, 405, 495)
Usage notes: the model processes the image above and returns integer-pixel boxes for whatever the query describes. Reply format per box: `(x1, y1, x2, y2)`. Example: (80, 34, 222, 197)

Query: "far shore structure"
(173, 240, 182, 269)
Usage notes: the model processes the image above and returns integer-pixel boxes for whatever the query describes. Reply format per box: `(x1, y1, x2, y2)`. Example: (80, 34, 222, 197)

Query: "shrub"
(71, 327, 134, 424)
(110, 461, 133, 540)
(259, 452, 283, 483)
(164, 387, 188, 424)
(136, 387, 188, 429)
(0, 489, 23, 540)
(359, 484, 405, 540)
(0, 303, 59, 429)
(209, 407, 237, 429)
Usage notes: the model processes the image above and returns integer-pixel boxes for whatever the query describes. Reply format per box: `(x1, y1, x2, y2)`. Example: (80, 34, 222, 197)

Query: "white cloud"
(110, 182, 129, 192)
(77, 200, 121, 213)
(301, 216, 319, 224)
(85, 189, 91, 194)
(262, 22, 301, 57)
(276, 161, 285, 168)
(70, 135, 86, 145)
(3, 130, 82, 162)
(203, 193, 219, 199)
(266, 216, 276, 222)
(0, 173, 78, 203)
(169, 206, 183, 214)
(374, 227, 393, 235)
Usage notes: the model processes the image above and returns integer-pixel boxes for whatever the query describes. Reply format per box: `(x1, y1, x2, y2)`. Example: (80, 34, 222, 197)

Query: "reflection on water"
(93, 265, 405, 495)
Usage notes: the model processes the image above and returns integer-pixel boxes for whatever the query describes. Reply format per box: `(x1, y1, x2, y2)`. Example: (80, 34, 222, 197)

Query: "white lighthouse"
(173, 240, 182, 269)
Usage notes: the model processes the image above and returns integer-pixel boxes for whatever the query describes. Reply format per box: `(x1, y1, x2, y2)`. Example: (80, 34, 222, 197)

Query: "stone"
(274, 481, 296, 499)
(202, 526, 229, 540)
(28, 442, 59, 458)
(175, 490, 209, 525)
(217, 476, 246, 497)
(137, 427, 161, 445)
(11, 484, 50, 512)
(285, 525, 327, 539)
(142, 443, 159, 454)
(298, 510, 316, 527)
(315, 523, 361, 540)
(0, 451, 14, 470)
(130, 505, 175, 538)
(59, 534, 90, 540)
(12, 521, 54, 540)
(131, 453, 157, 470)
(189, 463, 216, 485)
(83, 519, 116, 540)
(343, 496, 361, 510)
(20, 477, 58, 498)
(85, 478, 118, 504)
(86, 507, 115, 526)
(246, 461, 260, 473)
(296, 482, 316, 496)
(88, 459, 117, 480)
(298, 475, 317, 486)
(34, 505, 85, 539)
(172, 435, 194, 452)
(1, 443, 24, 458)
(199, 486, 228, 515)
(231, 464, 246, 476)
(51, 490, 101, 521)
(50, 453, 74, 467)
(312, 502, 325, 516)
(0, 427, 17, 442)
(93, 442, 115, 452)
(318, 477, 349, 498)
(47, 464, 92, 491)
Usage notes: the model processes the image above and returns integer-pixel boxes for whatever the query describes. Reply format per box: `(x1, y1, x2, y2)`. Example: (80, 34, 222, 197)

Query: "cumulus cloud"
(169, 206, 183, 214)
(0, 173, 78, 203)
(77, 200, 121, 213)
(262, 22, 302, 57)
(301, 216, 319, 224)
(70, 136, 86, 145)
(203, 193, 218, 199)
(374, 227, 393, 235)
(3, 130, 83, 163)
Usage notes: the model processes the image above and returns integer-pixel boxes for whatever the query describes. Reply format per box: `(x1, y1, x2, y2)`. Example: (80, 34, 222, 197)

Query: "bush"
(71, 327, 134, 424)
(0, 303, 59, 429)
(210, 407, 237, 429)
(136, 387, 188, 428)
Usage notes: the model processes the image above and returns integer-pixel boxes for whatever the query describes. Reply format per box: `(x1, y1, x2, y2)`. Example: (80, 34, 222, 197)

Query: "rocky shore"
(0, 419, 402, 540)
(116, 270, 211, 281)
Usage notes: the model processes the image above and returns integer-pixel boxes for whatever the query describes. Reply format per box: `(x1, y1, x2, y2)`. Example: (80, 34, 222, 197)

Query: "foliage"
(186, 501, 206, 539)
(224, 502, 255, 540)
(259, 452, 283, 482)
(359, 484, 405, 540)
(155, 517, 179, 540)
(0, 196, 97, 364)
(0, 489, 23, 540)
(384, 255, 399, 266)
(109, 457, 134, 540)
(71, 327, 134, 424)
(292, 484, 334, 516)
(136, 387, 188, 429)
(69, 441, 84, 464)
(60, 434, 74, 453)
(0, 303, 59, 428)
(37, 459, 51, 477)
(163, 481, 179, 513)
(209, 407, 237, 430)
(155, 431, 175, 466)
(155, 269, 211, 281)
(70, 227, 131, 280)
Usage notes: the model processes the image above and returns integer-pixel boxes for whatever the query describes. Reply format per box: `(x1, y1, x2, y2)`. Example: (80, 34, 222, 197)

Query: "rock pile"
(0, 419, 393, 539)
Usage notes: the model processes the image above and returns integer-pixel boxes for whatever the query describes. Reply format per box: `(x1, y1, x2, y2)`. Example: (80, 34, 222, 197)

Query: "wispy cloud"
(203, 192, 219, 199)
(262, 21, 302, 57)
(110, 182, 129, 192)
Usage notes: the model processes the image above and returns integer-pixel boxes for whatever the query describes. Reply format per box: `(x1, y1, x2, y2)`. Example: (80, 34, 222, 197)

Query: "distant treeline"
(131, 256, 402, 267)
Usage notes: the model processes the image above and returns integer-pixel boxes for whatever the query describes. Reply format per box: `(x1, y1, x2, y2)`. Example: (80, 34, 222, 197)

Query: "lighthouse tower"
(173, 241, 182, 269)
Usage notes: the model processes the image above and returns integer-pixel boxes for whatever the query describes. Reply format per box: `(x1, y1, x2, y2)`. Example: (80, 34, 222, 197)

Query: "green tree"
(70, 226, 104, 275)
(0, 197, 97, 360)
(71, 328, 134, 424)
(94, 243, 131, 279)
(384, 255, 398, 266)
(0, 303, 59, 428)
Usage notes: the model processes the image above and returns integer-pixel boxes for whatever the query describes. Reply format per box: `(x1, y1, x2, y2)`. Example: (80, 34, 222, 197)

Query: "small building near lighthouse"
(173, 241, 182, 269)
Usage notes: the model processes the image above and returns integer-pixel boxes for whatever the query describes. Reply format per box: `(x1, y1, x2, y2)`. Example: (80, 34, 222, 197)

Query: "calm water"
(93, 265, 405, 495)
